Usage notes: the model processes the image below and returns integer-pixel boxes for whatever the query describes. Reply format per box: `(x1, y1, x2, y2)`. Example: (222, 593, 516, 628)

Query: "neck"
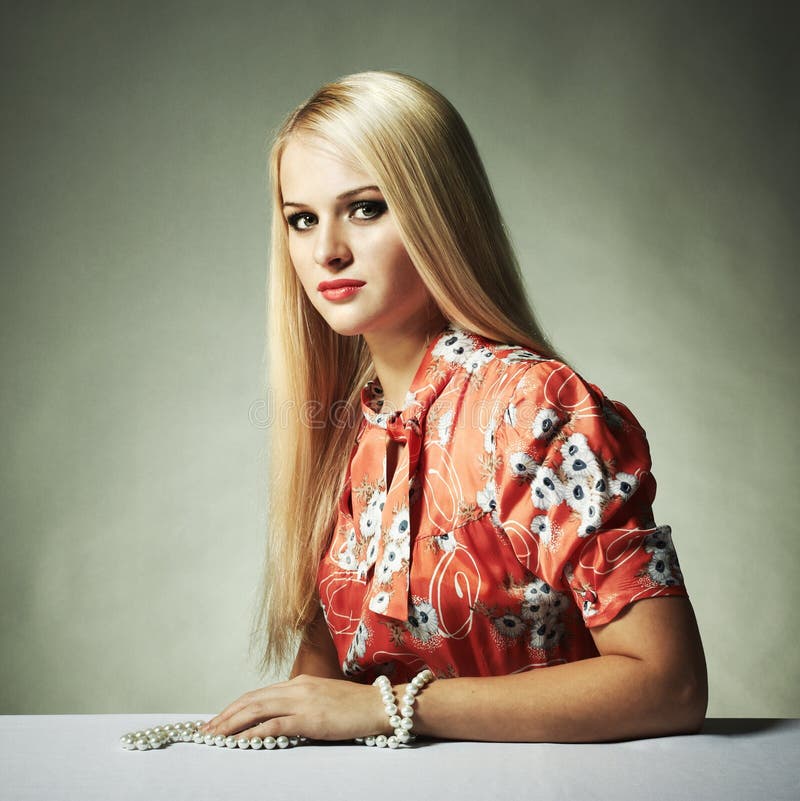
(363, 311, 448, 414)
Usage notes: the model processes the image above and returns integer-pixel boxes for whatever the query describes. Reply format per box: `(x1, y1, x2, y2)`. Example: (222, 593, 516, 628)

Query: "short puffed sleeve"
(493, 360, 687, 628)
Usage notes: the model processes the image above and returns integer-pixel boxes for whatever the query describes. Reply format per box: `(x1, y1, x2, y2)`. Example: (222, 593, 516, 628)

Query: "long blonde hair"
(250, 70, 559, 677)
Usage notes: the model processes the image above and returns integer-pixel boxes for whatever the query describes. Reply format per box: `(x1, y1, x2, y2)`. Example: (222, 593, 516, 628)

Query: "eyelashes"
(286, 199, 388, 231)
(286, 212, 315, 231)
(350, 199, 388, 221)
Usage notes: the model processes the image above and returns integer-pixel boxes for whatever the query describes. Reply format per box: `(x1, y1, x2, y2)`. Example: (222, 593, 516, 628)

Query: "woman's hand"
(199, 674, 389, 742)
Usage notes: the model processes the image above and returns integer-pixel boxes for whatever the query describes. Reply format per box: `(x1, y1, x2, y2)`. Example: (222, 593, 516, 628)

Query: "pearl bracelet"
(354, 668, 436, 749)
(121, 669, 436, 753)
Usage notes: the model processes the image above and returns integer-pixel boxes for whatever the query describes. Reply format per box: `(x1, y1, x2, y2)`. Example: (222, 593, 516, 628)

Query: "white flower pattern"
(643, 526, 683, 586)
(405, 600, 440, 643)
(432, 330, 475, 365)
(533, 408, 561, 440)
(509, 451, 538, 479)
(610, 472, 638, 499)
(493, 613, 526, 639)
(531, 514, 553, 546)
(464, 346, 494, 374)
(530, 466, 562, 510)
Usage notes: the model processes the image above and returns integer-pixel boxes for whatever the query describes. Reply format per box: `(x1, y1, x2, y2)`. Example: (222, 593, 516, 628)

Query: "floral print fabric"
(316, 323, 687, 683)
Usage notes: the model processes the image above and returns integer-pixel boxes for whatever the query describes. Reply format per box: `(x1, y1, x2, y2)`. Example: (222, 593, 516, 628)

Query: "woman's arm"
(392, 596, 707, 742)
(289, 605, 343, 680)
(201, 595, 706, 743)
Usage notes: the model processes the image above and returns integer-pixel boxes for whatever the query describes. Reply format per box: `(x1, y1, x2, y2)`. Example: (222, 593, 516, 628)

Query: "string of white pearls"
(119, 720, 305, 751)
(354, 668, 436, 749)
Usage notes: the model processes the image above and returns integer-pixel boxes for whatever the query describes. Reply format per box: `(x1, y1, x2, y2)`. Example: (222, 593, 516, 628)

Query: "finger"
(211, 692, 296, 738)
(201, 703, 244, 733)
(236, 715, 301, 742)
(201, 691, 258, 732)
(202, 680, 297, 734)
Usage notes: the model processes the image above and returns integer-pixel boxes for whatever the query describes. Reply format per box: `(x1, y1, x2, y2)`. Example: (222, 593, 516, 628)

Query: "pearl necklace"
(119, 669, 436, 752)
(119, 720, 305, 751)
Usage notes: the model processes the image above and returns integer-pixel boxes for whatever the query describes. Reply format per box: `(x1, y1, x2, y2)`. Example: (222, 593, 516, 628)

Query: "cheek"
(378, 239, 424, 289)
(288, 239, 313, 287)
(393, 256, 428, 297)
(287, 236, 301, 268)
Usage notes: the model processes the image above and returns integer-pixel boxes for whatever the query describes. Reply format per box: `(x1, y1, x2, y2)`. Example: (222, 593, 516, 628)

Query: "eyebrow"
(282, 184, 382, 209)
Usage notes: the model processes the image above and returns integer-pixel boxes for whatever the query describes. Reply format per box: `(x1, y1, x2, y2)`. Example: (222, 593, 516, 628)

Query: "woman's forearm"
(387, 598, 708, 743)
(390, 651, 705, 743)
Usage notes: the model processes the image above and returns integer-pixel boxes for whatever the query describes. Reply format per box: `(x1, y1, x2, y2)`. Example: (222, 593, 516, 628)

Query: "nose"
(313, 219, 352, 269)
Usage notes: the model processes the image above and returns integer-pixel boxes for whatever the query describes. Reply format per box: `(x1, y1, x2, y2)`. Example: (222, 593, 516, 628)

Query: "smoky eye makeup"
(286, 211, 316, 231)
(284, 196, 389, 231)
(349, 199, 388, 220)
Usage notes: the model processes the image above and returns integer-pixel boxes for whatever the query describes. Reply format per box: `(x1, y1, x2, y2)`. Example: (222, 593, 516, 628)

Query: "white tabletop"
(1, 715, 798, 801)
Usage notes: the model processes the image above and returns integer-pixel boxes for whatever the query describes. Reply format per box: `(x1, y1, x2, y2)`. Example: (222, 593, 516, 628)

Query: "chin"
(319, 317, 369, 338)
(317, 308, 382, 339)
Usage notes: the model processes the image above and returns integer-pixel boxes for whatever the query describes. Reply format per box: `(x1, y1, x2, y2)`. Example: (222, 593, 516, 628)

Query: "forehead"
(279, 136, 376, 201)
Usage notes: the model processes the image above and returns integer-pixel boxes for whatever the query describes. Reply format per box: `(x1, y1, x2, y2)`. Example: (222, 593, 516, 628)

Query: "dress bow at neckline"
(348, 322, 460, 623)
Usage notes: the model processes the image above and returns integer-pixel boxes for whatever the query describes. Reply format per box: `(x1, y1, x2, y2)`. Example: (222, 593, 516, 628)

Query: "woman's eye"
(287, 212, 316, 231)
(350, 200, 387, 221)
(287, 201, 385, 230)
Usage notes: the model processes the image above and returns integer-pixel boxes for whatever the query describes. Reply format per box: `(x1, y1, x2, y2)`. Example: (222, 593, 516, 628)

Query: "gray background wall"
(1, 0, 797, 717)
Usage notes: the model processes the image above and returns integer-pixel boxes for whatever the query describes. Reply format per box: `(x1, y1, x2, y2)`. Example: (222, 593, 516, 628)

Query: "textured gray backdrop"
(1, 0, 797, 716)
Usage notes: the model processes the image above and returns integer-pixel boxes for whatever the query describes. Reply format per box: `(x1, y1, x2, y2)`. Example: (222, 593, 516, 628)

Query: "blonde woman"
(200, 71, 707, 746)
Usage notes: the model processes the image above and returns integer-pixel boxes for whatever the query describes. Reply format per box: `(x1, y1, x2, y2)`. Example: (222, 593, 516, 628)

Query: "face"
(279, 135, 433, 339)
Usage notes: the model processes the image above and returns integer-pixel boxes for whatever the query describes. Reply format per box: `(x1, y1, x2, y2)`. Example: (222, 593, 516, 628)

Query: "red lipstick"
(318, 278, 365, 301)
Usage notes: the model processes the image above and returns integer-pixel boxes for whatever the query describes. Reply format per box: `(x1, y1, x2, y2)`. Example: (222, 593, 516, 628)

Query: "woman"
(201, 70, 707, 745)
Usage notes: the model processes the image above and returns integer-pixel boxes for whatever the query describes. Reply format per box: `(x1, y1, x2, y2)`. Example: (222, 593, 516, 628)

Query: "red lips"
(317, 279, 366, 291)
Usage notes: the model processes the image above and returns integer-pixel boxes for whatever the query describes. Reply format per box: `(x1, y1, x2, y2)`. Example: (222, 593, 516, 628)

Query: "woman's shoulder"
(437, 324, 571, 402)
(438, 325, 643, 438)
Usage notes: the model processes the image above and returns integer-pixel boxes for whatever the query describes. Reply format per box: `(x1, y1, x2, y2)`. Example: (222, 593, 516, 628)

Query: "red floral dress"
(316, 323, 687, 683)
